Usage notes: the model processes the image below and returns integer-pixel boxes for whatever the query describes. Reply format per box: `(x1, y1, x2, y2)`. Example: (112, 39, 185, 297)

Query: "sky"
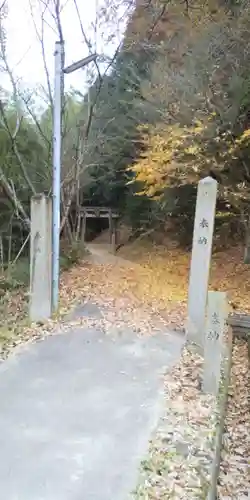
(3, 0, 129, 98)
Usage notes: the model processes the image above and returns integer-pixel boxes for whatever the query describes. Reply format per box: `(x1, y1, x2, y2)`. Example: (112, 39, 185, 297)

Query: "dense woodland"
(1, 0, 250, 265)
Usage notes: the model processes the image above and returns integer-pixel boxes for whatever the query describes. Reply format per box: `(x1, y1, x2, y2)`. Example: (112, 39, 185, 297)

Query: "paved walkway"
(0, 320, 183, 500)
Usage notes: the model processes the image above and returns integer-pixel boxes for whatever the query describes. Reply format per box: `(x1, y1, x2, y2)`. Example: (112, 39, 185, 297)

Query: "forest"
(0, 0, 250, 267)
(0, 4, 249, 497)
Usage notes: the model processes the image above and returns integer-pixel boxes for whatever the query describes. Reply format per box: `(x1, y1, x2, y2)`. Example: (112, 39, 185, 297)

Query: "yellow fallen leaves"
(119, 241, 250, 313)
(1, 239, 250, 358)
(59, 247, 187, 330)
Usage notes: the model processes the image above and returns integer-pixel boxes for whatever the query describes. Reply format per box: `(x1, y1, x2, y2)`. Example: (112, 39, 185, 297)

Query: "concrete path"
(0, 322, 183, 500)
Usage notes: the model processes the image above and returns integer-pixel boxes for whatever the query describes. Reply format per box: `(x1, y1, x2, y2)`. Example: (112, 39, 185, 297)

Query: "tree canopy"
(1, 0, 250, 259)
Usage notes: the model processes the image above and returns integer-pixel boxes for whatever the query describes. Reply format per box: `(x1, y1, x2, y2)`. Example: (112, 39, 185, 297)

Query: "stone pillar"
(109, 210, 112, 244)
(203, 291, 228, 395)
(186, 177, 217, 351)
(111, 219, 117, 254)
(81, 213, 86, 244)
(30, 194, 52, 322)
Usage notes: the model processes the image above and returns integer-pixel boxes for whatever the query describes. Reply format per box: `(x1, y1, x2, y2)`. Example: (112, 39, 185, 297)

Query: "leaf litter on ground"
(2, 240, 250, 354)
(0, 240, 249, 499)
(134, 340, 249, 500)
(218, 339, 250, 499)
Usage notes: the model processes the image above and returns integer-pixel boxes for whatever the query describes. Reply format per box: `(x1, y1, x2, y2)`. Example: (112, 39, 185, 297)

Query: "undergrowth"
(0, 242, 88, 347)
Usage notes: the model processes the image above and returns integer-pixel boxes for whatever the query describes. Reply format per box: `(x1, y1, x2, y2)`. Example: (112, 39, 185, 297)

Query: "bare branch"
(29, 0, 54, 109)
(0, 27, 37, 198)
(0, 168, 30, 229)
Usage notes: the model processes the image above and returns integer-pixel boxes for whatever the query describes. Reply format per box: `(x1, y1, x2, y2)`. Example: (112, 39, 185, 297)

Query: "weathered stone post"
(186, 177, 217, 351)
(81, 210, 86, 244)
(203, 291, 228, 395)
(30, 194, 52, 322)
(111, 219, 117, 254)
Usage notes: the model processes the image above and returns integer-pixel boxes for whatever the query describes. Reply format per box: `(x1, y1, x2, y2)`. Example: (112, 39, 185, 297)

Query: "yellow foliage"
(184, 145, 200, 155)
(236, 129, 250, 144)
(128, 110, 250, 200)
(127, 120, 208, 197)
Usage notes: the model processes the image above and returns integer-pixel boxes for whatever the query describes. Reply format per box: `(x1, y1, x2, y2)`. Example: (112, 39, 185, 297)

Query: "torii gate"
(79, 206, 119, 253)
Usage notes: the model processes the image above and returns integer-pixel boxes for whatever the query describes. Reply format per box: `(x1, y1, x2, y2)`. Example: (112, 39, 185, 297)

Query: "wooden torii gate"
(79, 206, 119, 253)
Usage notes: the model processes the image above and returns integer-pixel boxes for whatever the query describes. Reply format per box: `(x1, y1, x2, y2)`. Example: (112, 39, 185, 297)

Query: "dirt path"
(0, 240, 186, 361)
(0, 239, 248, 499)
(0, 242, 185, 500)
(59, 242, 187, 336)
(85, 242, 133, 265)
(2, 238, 249, 362)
